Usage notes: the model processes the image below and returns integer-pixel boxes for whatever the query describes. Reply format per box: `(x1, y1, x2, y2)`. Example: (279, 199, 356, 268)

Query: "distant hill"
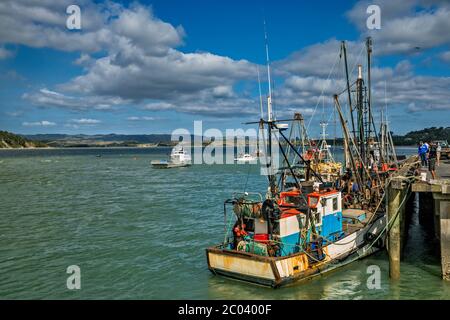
(392, 127, 450, 145)
(3, 127, 446, 149)
(0, 131, 48, 148)
(25, 133, 172, 143)
(22, 133, 196, 147)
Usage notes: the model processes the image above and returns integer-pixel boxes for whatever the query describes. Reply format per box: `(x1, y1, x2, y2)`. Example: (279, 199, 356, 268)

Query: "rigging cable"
(306, 51, 341, 132)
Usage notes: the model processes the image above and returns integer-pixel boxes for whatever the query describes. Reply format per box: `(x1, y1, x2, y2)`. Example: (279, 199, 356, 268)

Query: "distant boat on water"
(151, 146, 191, 168)
(234, 153, 258, 163)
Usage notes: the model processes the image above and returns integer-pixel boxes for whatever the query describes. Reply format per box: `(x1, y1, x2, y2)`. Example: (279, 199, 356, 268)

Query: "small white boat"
(234, 153, 257, 163)
(151, 146, 191, 168)
(275, 123, 289, 131)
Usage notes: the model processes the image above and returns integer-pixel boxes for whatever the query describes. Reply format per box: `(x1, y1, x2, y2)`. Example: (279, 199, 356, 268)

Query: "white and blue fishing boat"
(205, 116, 387, 287)
(206, 37, 394, 288)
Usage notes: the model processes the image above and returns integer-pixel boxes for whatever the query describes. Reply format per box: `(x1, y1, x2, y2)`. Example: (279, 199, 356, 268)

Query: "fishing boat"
(206, 109, 387, 287)
(151, 146, 191, 168)
(313, 122, 342, 183)
(206, 187, 386, 287)
(206, 36, 397, 288)
(234, 153, 258, 163)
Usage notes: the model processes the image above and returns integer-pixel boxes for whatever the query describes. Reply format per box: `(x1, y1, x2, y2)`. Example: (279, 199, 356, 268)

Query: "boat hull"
(206, 214, 386, 288)
(151, 161, 191, 168)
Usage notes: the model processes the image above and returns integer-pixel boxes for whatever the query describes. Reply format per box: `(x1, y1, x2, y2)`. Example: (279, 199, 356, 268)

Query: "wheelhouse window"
(333, 197, 338, 211)
(284, 196, 301, 206)
(309, 196, 319, 207)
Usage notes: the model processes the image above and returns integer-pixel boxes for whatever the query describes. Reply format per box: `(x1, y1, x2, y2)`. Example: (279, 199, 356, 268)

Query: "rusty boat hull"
(206, 214, 386, 288)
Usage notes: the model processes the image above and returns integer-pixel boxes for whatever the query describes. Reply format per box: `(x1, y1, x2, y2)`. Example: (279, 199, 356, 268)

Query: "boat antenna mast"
(366, 36, 378, 142)
(341, 41, 356, 142)
(263, 19, 277, 196)
(264, 19, 273, 122)
(319, 121, 334, 163)
(257, 66, 264, 120)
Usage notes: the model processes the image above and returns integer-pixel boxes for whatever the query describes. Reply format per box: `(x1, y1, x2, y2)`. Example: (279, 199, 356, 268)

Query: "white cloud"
(5, 111, 24, 117)
(8, 1, 257, 116)
(111, 4, 185, 56)
(70, 118, 101, 124)
(74, 53, 94, 67)
(22, 120, 56, 127)
(347, 0, 450, 55)
(63, 50, 255, 101)
(0, 0, 113, 52)
(127, 116, 156, 121)
(440, 51, 450, 63)
(271, 41, 450, 119)
(4, 0, 450, 123)
(23, 88, 128, 111)
(64, 124, 79, 129)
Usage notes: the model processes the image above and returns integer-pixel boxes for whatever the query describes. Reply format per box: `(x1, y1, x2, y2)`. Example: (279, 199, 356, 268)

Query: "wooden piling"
(434, 194, 450, 280)
(434, 199, 441, 240)
(412, 159, 450, 281)
(385, 156, 419, 280)
(387, 185, 402, 280)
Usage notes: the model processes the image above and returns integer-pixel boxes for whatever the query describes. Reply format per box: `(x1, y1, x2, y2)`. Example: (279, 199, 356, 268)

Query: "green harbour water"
(1, 147, 449, 299)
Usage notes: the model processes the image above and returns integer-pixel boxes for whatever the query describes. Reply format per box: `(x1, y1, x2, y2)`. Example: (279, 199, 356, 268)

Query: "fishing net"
(233, 201, 263, 219)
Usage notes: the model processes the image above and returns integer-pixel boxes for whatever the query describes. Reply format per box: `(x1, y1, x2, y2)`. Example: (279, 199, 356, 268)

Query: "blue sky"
(0, 0, 450, 137)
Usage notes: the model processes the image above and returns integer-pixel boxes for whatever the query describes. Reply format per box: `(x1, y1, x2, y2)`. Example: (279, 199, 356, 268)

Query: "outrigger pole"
(247, 119, 324, 186)
(260, 20, 324, 197)
(276, 125, 324, 184)
(276, 134, 302, 190)
(334, 95, 363, 192)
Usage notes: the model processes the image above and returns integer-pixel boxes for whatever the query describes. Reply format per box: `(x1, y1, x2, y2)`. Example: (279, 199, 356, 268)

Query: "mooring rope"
(363, 176, 414, 253)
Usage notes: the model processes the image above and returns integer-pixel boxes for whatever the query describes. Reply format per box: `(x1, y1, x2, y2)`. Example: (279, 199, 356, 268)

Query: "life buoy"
(233, 223, 248, 237)
(304, 150, 314, 161)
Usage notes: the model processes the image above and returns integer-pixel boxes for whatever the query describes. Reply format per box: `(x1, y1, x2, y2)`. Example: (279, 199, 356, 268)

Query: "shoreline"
(0, 145, 419, 151)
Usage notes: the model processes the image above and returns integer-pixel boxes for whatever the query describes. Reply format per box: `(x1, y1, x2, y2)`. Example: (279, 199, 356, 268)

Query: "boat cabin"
(307, 190, 344, 242)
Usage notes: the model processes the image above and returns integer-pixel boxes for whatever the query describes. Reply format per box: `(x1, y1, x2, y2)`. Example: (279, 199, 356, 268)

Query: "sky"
(0, 0, 450, 137)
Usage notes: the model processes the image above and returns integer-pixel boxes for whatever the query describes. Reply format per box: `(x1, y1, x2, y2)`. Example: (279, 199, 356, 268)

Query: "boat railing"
(231, 192, 263, 203)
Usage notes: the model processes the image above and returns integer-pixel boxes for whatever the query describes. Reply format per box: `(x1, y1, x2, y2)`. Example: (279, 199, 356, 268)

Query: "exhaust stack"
(358, 65, 363, 80)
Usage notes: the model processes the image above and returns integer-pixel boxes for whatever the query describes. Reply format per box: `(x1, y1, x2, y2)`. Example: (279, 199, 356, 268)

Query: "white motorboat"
(234, 153, 257, 163)
(151, 146, 191, 168)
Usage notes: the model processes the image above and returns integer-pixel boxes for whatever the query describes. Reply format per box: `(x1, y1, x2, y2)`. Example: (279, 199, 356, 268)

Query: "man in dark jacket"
(428, 142, 437, 180)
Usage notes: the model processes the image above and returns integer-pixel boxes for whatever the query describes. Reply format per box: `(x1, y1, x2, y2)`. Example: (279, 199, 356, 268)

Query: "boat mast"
(319, 121, 334, 163)
(264, 20, 276, 196)
(257, 66, 264, 120)
(264, 20, 273, 122)
(381, 82, 398, 166)
(341, 41, 356, 141)
(334, 95, 363, 191)
(366, 37, 372, 140)
(356, 64, 366, 186)
(366, 37, 379, 146)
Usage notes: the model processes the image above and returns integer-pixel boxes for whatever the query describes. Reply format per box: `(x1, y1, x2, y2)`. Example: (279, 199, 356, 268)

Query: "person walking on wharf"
(418, 141, 428, 167)
(428, 142, 437, 180)
(437, 142, 442, 166)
